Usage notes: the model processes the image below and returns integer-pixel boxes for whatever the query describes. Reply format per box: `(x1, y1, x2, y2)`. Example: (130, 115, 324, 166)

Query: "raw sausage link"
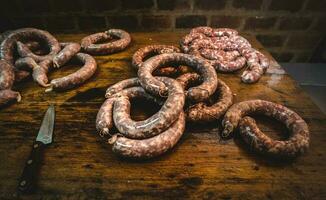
(53, 42, 81, 68)
(15, 57, 39, 71)
(184, 35, 251, 72)
(96, 97, 116, 136)
(0, 59, 21, 106)
(241, 48, 270, 83)
(14, 70, 30, 83)
(105, 77, 140, 97)
(180, 27, 269, 83)
(0, 28, 60, 64)
(112, 77, 185, 139)
(33, 59, 52, 87)
(81, 29, 131, 55)
(45, 53, 97, 92)
(81, 32, 111, 52)
(132, 45, 181, 76)
(180, 27, 238, 52)
(0, 60, 15, 90)
(96, 86, 164, 136)
(222, 100, 309, 157)
(23, 40, 48, 55)
(186, 34, 251, 52)
(177, 73, 233, 122)
(0, 89, 21, 106)
(138, 53, 217, 102)
(195, 48, 247, 72)
(104, 78, 165, 104)
(16, 39, 58, 62)
(190, 26, 238, 37)
(24, 41, 42, 52)
(14, 57, 38, 83)
(96, 85, 185, 159)
(110, 87, 164, 106)
(111, 112, 185, 159)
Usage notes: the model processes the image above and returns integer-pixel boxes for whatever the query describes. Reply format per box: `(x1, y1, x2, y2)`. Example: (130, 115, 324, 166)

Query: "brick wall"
(1, 0, 325, 62)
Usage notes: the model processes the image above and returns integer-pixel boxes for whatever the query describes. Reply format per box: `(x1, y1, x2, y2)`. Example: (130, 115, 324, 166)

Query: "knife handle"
(18, 141, 45, 194)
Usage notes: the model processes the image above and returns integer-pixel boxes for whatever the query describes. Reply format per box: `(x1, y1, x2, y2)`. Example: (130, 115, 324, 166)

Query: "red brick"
(141, 15, 172, 30)
(279, 17, 313, 30)
(107, 15, 139, 30)
(294, 52, 312, 62)
(13, 17, 45, 30)
(269, 0, 304, 12)
(313, 17, 326, 32)
(78, 16, 106, 31)
(22, 0, 51, 14)
(157, 0, 190, 10)
(194, 0, 226, 10)
(176, 15, 207, 28)
(233, 0, 263, 10)
(310, 39, 326, 62)
(244, 17, 277, 30)
(306, 0, 326, 11)
(0, 17, 15, 32)
(256, 34, 286, 48)
(50, 0, 83, 12)
(85, 0, 119, 11)
(270, 52, 294, 62)
(121, 0, 154, 10)
(210, 16, 242, 29)
(0, 0, 23, 16)
(46, 16, 76, 32)
(286, 34, 321, 49)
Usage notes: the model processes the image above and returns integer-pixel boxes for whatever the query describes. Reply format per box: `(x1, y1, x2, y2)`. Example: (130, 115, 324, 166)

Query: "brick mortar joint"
(4, 8, 326, 18)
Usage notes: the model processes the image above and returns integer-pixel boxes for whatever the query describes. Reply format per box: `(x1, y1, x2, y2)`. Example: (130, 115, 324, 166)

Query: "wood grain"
(0, 32, 325, 199)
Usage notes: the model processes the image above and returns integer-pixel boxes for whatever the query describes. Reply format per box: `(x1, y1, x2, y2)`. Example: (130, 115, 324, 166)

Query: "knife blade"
(17, 105, 55, 194)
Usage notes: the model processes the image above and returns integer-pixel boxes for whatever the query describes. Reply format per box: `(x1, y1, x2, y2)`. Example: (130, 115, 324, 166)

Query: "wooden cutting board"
(0, 32, 325, 199)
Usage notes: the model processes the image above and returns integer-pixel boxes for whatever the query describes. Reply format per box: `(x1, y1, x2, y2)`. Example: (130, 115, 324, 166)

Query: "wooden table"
(0, 32, 325, 199)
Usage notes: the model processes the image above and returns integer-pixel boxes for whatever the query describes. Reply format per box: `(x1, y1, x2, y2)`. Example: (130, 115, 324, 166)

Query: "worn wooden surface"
(0, 32, 325, 199)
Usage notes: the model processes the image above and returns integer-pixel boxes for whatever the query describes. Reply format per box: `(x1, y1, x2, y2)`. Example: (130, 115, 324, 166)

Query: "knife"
(17, 105, 55, 194)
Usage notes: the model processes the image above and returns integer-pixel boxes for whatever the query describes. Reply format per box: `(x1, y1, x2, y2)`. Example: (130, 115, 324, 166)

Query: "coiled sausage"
(81, 29, 131, 55)
(222, 100, 309, 157)
(138, 53, 217, 103)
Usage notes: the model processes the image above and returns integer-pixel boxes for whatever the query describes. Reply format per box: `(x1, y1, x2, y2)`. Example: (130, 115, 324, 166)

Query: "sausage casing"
(177, 73, 233, 122)
(53, 42, 81, 68)
(81, 29, 131, 55)
(222, 100, 309, 157)
(138, 53, 217, 102)
(112, 77, 185, 139)
(46, 53, 97, 92)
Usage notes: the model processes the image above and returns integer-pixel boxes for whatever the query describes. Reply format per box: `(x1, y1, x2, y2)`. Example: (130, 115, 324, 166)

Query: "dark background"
(1, 0, 325, 62)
